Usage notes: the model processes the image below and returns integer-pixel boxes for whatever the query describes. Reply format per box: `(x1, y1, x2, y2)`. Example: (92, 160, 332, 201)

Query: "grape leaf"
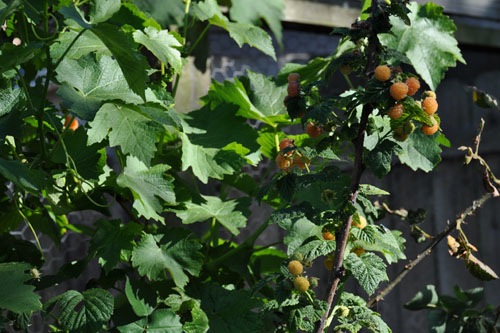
(0, 262, 41, 314)
(50, 29, 110, 60)
(91, 23, 150, 100)
(174, 195, 247, 236)
(90, 220, 143, 273)
(45, 289, 114, 333)
(199, 282, 263, 333)
(396, 129, 442, 172)
(124, 277, 157, 317)
(50, 129, 105, 180)
(192, 0, 275, 60)
(183, 103, 260, 154)
(133, 27, 183, 74)
(180, 132, 244, 184)
(0, 158, 48, 195)
(116, 156, 176, 222)
(379, 2, 465, 90)
(87, 103, 164, 165)
(89, 0, 121, 24)
(131, 231, 203, 288)
(344, 252, 388, 296)
(230, 0, 284, 45)
(56, 55, 143, 120)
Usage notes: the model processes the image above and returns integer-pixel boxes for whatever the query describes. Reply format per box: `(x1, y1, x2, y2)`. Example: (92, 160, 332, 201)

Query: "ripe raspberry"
(292, 155, 307, 170)
(390, 82, 409, 101)
(279, 138, 295, 151)
(287, 260, 304, 276)
(293, 276, 310, 292)
(421, 117, 439, 135)
(287, 72, 300, 83)
(64, 115, 79, 131)
(287, 81, 300, 97)
(387, 104, 403, 120)
(322, 230, 335, 241)
(275, 153, 292, 171)
(305, 122, 322, 138)
(374, 65, 391, 82)
(422, 97, 438, 115)
(352, 215, 367, 229)
(405, 77, 420, 96)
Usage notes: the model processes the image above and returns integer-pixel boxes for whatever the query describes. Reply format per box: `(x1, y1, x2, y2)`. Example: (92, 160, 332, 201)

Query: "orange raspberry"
(287, 260, 304, 276)
(64, 115, 79, 131)
(293, 276, 310, 292)
(421, 117, 439, 135)
(275, 153, 292, 171)
(390, 82, 409, 101)
(322, 231, 335, 241)
(388, 104, 404, 120)
(374, 65, 391, 82)
(305, 122, 322, 138)
(405, 77, 420, 96)
(279, 138, 295, 152)
(422, 97, 438, 115)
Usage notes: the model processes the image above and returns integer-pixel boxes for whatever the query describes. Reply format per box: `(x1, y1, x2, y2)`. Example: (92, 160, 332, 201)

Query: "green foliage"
(405, 285, 500, 333)
(379, 2, 465, 90)
(0, 0, 487, 332)
(0, 262, 41, 314)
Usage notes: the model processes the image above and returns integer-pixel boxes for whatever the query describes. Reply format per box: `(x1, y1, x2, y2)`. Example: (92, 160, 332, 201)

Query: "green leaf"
(0, 42, 42, 74)
(396, 129, 442, 172)
(87, 103, 164, 165)
(229, 0, 283, 44)
(0, 158, 48, 194)
(165, 294, 209, 333)
(91, 23, 149, 100)
(193, 0, 275, 60)
(174, 195, 247, 236)
(90, 220, 143, 273)
(51, 129, 105, 180)
(45, 289, 114, 332)
(183, 103, 260, 155)
(0, 85, 22, 117)
(180, 132, 244, 184)
(277, 216, 321, 255)
(131, 231, 203, 288)
(200, 282, 263, 333)
(359, 184, 390, 196)
(351, 225, 406, 264)
(56, 55, 143, 120)
(124, 277, 157, 317)
(147, 309, 183, 333)
(0, 262, 41, 314)
(132, 0, 185, 27)
(379, 2, 465, 90)
(404, 285, 439, 310)
(344, 252, 388, 296)
(51, 29, 110, 60)
(89, 0, 121, 24)
(204, 78, 270, 124)
(246, 70, 289, 122)
(133, 27, 183, 74)
(116, 156, 176, 222)
(364, 139, 401, 178)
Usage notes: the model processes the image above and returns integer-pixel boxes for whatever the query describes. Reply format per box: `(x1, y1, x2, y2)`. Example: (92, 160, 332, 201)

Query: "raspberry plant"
(0, 0, 498, 332)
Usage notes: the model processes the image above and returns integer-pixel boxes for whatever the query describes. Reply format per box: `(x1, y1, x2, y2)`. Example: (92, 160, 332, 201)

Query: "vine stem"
(367, 192, 494, 307)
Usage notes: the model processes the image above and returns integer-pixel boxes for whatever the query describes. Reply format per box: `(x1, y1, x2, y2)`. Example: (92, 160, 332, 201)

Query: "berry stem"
(367, 191, 494, 307)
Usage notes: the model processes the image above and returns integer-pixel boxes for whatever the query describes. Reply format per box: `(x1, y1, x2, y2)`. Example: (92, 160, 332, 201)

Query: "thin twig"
(367, 192, 494, 307)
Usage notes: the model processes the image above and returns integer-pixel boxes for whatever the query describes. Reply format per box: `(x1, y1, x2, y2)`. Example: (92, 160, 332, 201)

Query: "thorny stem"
(367, 192, 494, 307)
(316, 1, 380, 331)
